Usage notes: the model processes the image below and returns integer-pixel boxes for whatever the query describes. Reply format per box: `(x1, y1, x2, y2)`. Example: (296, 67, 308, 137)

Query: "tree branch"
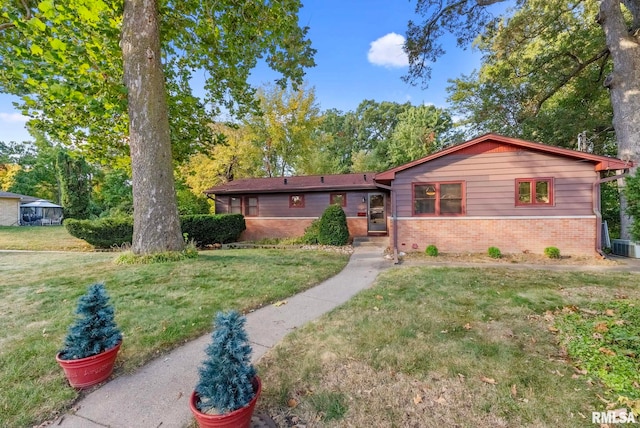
(0, 22, 16, 31)
(1, 0, 33, 32)
(477, 0, 506, 5)
(20, 0, 33, 20)
(533, 48, 610, 114)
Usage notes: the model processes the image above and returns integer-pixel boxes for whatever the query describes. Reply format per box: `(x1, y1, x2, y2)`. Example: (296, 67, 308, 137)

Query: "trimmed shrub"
(318, 204, 350, 246)
(544, 246, 561, 259)
(181, 214, 246, 246)
(59, 283, 122, 360)
(488, 246, 502, 259)
(302, 218, 321, 244)
(65, 216, 133, 249)
(195, 311, 256, 413)
(425, 244, 438, 257)
(66, 214, 245, 249)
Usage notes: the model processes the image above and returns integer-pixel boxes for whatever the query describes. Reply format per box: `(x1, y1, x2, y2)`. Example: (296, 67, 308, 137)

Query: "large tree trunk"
(121, 0, 184, 254)
(598, 0, 640, 239)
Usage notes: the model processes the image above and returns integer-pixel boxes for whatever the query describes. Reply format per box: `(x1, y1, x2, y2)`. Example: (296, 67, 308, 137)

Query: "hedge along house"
(204, 133, 632, 256)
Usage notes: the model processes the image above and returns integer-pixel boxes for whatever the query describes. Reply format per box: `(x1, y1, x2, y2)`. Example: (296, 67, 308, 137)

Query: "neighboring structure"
(0, 191, 63, 226)
(0, 192, 25, 226)
(204, 134, 632, 256)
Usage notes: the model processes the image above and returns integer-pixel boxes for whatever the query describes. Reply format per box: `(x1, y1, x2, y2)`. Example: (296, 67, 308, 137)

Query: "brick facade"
(240, 217, 370, 242)
(391, 217, 597, 256)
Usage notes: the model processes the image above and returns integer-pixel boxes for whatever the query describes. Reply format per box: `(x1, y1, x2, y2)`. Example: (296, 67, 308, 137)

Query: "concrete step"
(353, 236, 389, 247)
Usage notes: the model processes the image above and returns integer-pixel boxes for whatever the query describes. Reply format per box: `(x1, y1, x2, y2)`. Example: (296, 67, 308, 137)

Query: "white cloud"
(0, 112, 29, 124)
(367, 33, 409, 68)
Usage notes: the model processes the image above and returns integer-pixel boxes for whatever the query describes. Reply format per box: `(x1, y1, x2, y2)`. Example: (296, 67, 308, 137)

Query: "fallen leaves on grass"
(598, 347, 616, 356)
(594, 322, 609, 333)
(480, 376, 497, 385)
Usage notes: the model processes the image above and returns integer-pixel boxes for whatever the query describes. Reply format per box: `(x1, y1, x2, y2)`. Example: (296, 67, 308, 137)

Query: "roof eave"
(595, 159, 634, 172)
(205, 184, 379, 195)
(374, 133, 633, 179)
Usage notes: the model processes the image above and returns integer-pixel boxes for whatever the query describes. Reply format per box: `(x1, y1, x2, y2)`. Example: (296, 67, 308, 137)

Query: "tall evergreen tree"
(56, 150, 92, 220)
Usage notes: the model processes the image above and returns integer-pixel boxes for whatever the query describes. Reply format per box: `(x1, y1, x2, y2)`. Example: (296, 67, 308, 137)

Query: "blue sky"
(0, 0, 493, 144)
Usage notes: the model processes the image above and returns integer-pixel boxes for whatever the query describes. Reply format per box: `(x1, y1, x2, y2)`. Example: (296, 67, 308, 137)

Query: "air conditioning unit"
(611, 239, 640, 258)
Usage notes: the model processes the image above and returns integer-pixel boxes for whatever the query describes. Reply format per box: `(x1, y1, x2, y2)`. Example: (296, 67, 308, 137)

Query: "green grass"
(0, 249, 349, 427)
(256, 267, 640, 427)
(556, 301, 640, 400)
(0, 225, 93, 251)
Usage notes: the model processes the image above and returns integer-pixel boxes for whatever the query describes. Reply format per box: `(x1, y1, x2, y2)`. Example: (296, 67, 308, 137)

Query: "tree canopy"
(404, 0, 639, 161)
(1, 0, 315, 253)
(0, 0, 315, 165)
(446, 0, 616, 153)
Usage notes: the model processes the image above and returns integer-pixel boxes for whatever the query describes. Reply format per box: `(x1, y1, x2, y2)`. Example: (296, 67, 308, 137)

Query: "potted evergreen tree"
(190, 310, 261, 428)
(56, 283, 122, 389)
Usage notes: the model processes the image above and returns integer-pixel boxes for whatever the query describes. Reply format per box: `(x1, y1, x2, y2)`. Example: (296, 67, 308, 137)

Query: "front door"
(367, 193, 387, 233)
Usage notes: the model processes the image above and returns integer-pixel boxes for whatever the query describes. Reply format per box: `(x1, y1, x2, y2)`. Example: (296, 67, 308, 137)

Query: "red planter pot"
(190, 376, 262, 428)
(56, 341, 122, 389)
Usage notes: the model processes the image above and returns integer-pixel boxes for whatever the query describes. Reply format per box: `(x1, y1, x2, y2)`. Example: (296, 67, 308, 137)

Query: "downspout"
(393, 187, 398, 264)
(595, 171, 630, 257)
(374, 182, 399, 264)
(593, 181, 603, 257)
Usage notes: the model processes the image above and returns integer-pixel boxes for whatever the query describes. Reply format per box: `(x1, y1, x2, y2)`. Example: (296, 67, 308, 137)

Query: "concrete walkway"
(54, 239, 391, 428)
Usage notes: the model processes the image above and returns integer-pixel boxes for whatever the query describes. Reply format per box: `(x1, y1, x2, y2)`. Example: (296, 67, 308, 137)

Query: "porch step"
(353, 236, 389, 248)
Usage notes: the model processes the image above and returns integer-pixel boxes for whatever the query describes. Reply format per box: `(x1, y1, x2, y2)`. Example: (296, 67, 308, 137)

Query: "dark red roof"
(375, 133, 633, 184)
(204, 173, 379, 195)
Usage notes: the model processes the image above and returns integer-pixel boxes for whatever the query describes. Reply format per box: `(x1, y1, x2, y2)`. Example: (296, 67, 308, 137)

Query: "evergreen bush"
(318, 204, 350, 246)
(487, 246, 502, 259)
(65, 214, 246, 249)
(425, 244, 438, 257)
(544, 246, 561, 259)
(180, 214, 246, 246)
(301, 218, 321, 244)
(195, 311, 256, 413)
(59, 283, 122, 360)
(64, 216, 133, 249)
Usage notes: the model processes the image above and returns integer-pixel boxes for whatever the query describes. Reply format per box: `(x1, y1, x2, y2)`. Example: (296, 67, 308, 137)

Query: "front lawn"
(0, 225, 93, 251)
(256, 267, 640, 427)
(0, 249, 350, 427)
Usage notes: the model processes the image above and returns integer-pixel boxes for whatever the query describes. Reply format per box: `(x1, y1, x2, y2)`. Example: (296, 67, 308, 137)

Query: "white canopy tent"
(20, 200, 63, 225)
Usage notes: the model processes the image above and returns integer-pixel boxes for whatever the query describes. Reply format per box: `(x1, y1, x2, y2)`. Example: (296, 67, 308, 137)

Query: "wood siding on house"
(216, 191, 370, 218)
(393, 150, 597, 217)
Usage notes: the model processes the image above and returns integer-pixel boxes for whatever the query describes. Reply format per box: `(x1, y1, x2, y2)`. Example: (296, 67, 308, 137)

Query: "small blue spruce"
(59, 283, 122, 360)
(195, 310, 256, 413)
